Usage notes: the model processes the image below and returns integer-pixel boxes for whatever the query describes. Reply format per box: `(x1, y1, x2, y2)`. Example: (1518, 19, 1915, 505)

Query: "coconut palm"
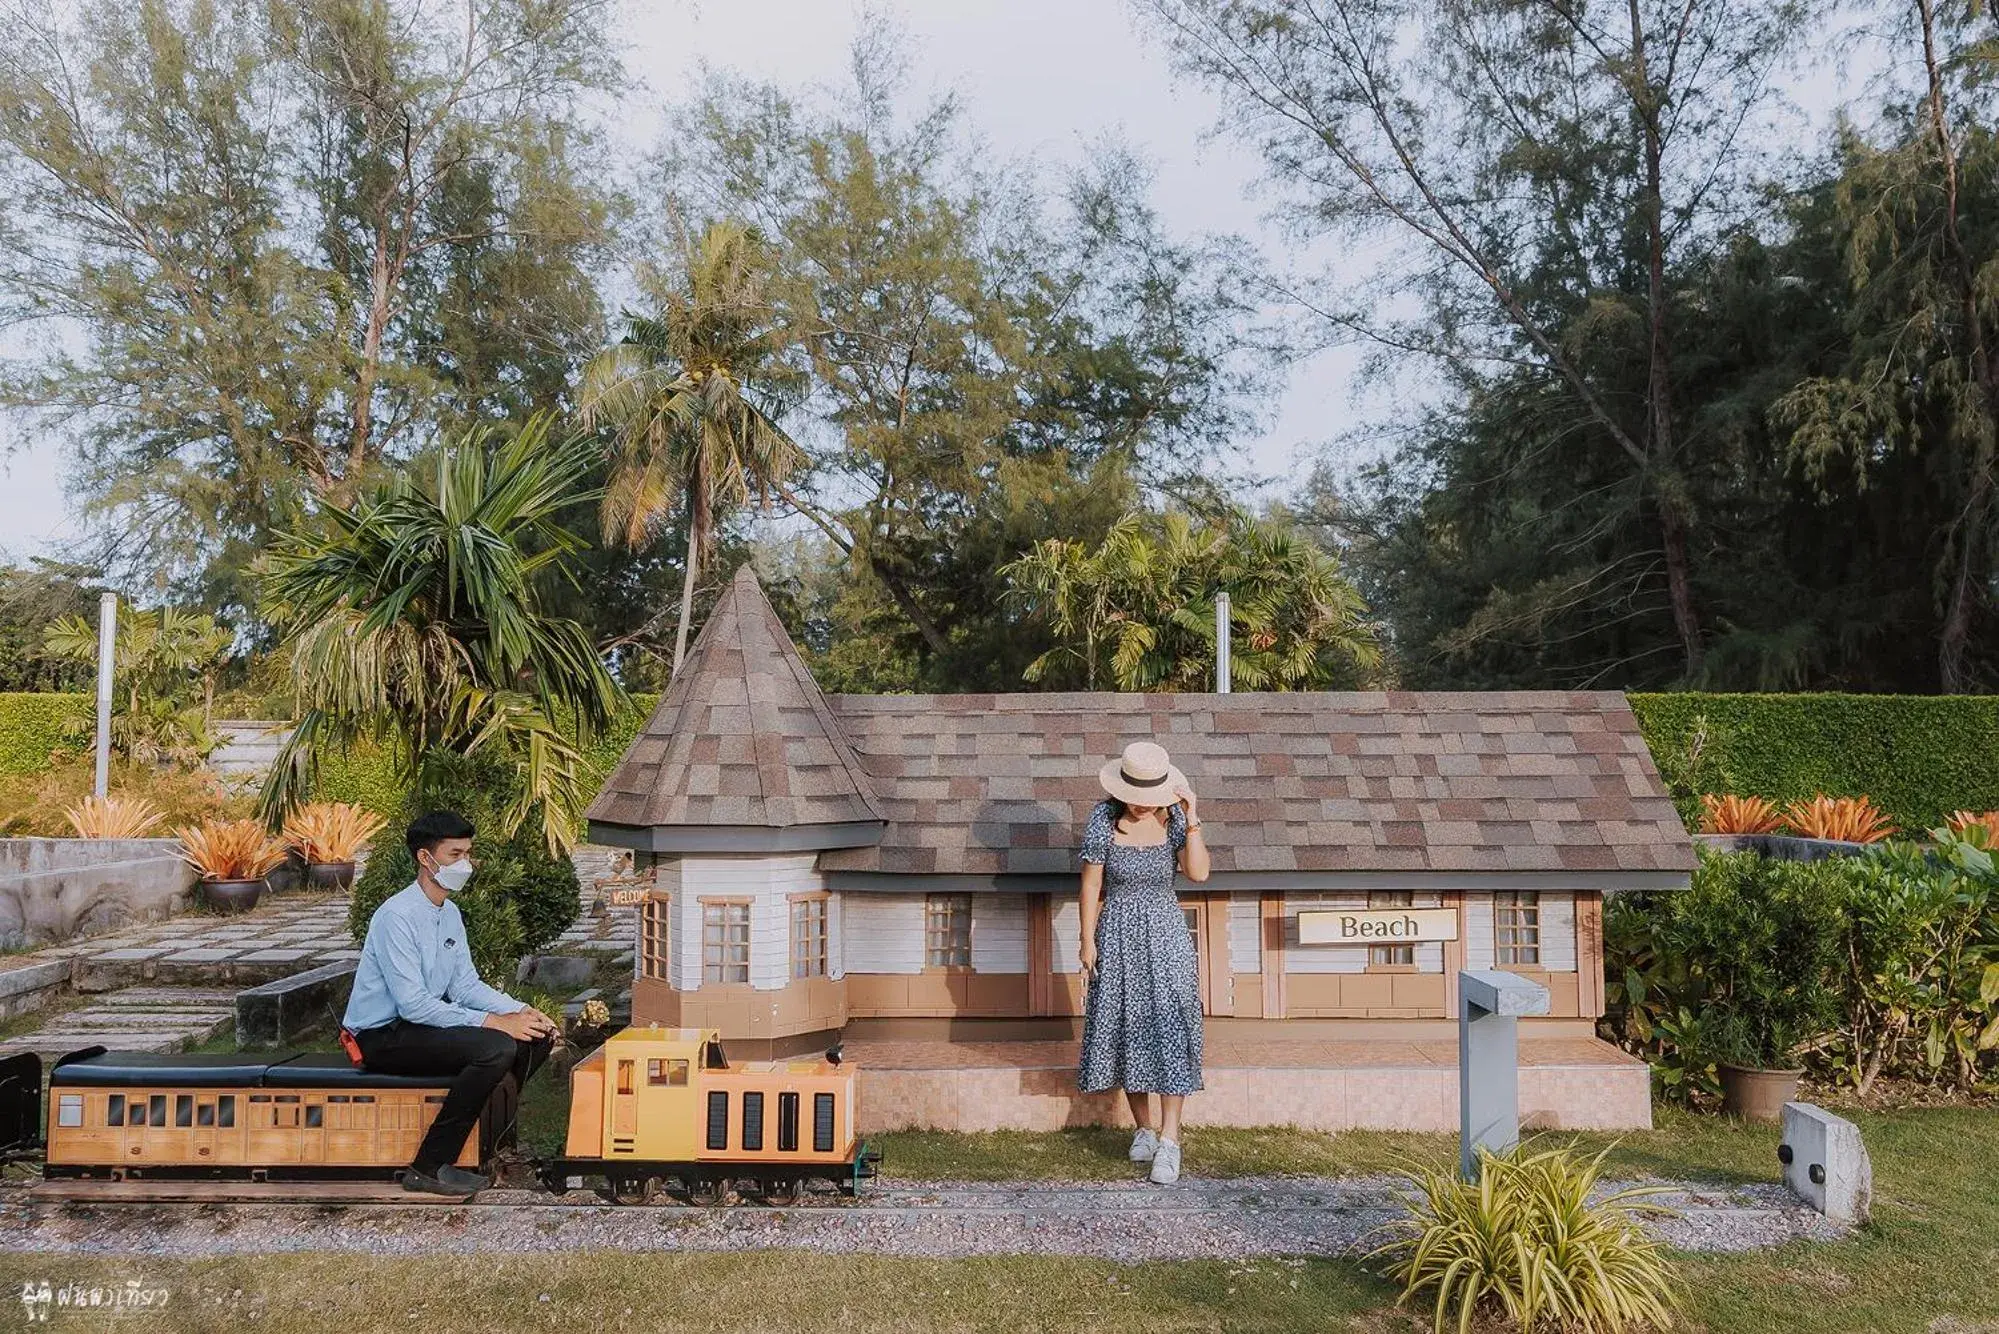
(257, 414, 623, 850)
(578, 220, 808, 673)
(1004, 508, 1381, 692)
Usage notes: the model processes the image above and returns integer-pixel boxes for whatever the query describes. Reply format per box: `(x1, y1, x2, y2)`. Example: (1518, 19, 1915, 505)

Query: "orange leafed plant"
(1698, 794, 1784, 835)
(64, 794, 162, 839)
(175, 819, 290, 881)
(1946, 810, 1999, 843)
(282, 802, 386, 864)
(1782, 795, 1897, 844)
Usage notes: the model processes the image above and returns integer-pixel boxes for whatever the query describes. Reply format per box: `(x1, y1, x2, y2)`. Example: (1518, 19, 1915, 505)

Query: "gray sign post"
(1458, 969, 1550, 1180)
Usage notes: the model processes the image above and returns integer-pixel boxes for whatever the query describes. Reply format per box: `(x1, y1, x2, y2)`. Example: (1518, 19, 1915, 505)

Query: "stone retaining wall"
(0, 838, 196, 951)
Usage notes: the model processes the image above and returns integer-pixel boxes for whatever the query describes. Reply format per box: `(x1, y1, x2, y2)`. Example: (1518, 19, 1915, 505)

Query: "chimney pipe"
(1215, 591, 1231, 694)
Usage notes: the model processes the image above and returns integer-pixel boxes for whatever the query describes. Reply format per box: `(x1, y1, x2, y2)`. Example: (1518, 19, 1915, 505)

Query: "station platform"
(844, 1030, 1651, 1134)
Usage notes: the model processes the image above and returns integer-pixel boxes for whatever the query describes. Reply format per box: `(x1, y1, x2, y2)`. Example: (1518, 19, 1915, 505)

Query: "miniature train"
(0, 1025, 879, 1205)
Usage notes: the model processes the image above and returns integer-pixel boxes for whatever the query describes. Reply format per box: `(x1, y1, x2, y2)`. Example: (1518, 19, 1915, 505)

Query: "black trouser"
(354, 1020, 549, 1174)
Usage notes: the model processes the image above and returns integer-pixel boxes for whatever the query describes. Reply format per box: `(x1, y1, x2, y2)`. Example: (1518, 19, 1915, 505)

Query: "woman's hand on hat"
(1172, 781, 1198, 821)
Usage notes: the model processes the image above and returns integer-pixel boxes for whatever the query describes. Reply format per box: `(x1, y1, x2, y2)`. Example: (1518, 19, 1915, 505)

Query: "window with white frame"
(1495, 891, 1542, 966)
(924, 894, 972, 968)
(790, 896, 829, 979)
(1370, 890, 1416, 966)
(702, 901, 751, 984)
(641, 894, 670, 981)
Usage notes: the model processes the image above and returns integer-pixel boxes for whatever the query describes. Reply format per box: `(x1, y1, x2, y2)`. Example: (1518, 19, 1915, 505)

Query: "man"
(343, 810, 559, 1196)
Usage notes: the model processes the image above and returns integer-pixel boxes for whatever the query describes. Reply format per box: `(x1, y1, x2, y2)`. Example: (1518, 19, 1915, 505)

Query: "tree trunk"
(671, 521, 700, 676)
(1629, 0, 1702, 678)
(349, 223, 393, 487)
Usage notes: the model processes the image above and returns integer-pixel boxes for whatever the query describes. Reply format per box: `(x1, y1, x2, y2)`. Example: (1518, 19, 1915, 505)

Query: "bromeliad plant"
(63, 794, 162, 839)
(1698, 793, 1783, 835)
(1370, 1144, 1682, 1334)
(1782, 794, 1897, 843)
(175, 819, 290, 882)
(282, 802, 386, 865)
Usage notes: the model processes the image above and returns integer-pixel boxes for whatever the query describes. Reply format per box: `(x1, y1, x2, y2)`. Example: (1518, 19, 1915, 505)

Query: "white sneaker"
(1128, 1127, 1159, 1162)
(1149, 1138, 1181, 1185)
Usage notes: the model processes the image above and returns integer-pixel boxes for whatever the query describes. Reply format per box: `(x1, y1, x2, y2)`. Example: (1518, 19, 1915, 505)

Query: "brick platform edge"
(853, 1052, 1653, 1134)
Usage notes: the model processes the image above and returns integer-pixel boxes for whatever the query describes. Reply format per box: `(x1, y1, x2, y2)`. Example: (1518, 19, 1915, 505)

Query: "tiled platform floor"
(847, 1035, 1651, 1134)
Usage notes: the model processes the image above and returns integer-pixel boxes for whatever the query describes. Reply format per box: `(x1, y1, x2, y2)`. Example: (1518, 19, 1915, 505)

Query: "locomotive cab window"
(647, 1058, 689, 1087)
(703, 1038, 728, 1070)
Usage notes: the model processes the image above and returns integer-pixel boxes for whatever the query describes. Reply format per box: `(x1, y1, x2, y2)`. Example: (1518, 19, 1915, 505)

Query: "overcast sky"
(0, 0, 1882, 567)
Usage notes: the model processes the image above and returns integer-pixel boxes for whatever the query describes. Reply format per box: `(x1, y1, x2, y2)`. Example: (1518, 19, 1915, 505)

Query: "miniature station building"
(584, 567, 1695, 1135)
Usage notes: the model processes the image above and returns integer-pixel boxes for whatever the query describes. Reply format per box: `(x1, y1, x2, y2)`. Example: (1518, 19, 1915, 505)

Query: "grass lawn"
(2, 1099, 1993, 1333)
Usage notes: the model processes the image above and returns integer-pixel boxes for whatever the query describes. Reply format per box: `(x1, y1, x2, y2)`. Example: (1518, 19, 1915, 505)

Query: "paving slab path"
(0, 989, 238, 1059)
(0, 1174, 1843, 1262)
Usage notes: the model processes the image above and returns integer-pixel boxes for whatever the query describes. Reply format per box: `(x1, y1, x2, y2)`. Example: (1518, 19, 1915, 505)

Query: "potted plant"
(175, 819, 290, 913)
(281, 801, 387, 892)
(1664, 851, 1848, 1121)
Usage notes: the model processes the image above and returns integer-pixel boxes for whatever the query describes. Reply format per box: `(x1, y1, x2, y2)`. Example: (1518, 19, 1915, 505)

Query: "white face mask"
(430, 857, 474, 893)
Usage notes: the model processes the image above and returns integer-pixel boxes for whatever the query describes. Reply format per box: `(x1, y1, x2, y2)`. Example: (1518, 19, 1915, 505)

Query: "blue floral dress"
(1076, 800, 1204, 1096)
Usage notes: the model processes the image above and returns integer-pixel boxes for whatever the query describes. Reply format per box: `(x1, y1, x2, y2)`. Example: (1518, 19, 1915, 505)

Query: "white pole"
(94, 591, 116, 799)
(1215, 591, 1231, 694)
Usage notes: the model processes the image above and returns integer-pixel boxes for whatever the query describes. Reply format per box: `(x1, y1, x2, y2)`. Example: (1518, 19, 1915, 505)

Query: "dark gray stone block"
(516, 954, 594, 991)
(235, 960, 358, 1049)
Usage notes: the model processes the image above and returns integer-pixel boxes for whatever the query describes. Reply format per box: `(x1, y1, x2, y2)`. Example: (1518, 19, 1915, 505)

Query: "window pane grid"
(925, 894, 971, 968)
(1370, 890, 1417, 966)
(641, 894, 670, 981)
(790, 898, 828, 979)
(1494, 891, 1541, 966)
(702, 902, 751, 984)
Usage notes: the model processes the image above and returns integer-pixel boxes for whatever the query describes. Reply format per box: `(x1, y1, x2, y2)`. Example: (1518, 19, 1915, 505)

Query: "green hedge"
(1629, 693, 1999, 833)
(0, 692, 92, 776)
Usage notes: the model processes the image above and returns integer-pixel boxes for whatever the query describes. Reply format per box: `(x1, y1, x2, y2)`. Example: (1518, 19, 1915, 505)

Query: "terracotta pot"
(306, 860, 357, 892)
(265, 848, 307, 895)
(1719, 1064, 1803, 1122)
(201, 877, 267, 914)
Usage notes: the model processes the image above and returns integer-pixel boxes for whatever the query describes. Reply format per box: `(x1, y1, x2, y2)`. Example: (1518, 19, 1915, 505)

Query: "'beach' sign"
(1297, 908, 1460, 945)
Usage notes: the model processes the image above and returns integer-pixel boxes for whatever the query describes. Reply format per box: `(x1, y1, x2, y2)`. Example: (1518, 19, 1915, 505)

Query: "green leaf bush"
(1370, 1143, 1682, 1334)
(0, 693, 92, 776)
(1606, 836, 1999, 1096)
(347, 753, 580, 984)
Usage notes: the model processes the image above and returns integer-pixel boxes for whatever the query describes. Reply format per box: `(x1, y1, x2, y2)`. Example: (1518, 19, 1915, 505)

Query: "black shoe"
(403, 1165, 490, 1197)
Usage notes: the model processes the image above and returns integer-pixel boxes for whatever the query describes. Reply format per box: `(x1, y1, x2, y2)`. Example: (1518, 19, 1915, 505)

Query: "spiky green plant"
(1368, 1144, 1682, 1334)
(258, 414, 623, 850)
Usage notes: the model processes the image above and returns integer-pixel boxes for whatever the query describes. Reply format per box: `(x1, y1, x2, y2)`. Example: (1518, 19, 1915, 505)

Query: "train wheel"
(607, 1175, 656, 1206)
(761, 1178, 801, 1207)
(686, 1175, 729, 1206)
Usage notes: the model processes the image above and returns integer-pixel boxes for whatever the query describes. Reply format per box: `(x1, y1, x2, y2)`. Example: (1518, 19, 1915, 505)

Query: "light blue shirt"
(342, 882, 525, 1031)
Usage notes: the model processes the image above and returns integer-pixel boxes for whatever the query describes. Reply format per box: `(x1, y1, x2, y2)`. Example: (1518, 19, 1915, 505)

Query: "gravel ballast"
(0, 1175, 1845, 1263)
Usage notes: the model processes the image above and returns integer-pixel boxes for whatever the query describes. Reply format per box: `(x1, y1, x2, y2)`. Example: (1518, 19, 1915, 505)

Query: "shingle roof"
(585, 566, 885, 831)
(585, 570, 1693, 880)
(814, 691, 1694, 878)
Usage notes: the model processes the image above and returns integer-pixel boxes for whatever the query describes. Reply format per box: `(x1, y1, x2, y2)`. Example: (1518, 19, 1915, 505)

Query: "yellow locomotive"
(1, 1025, 877, 1205)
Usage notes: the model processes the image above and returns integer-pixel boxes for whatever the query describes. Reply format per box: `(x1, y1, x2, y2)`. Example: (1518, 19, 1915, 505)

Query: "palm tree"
(258, 414, 623, 850)
(1004, 508, 1381, 692)
(578, 220, 808, 673)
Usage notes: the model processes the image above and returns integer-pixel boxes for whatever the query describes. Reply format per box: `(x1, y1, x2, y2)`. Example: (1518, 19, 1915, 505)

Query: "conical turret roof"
(586, 565, 885, 848)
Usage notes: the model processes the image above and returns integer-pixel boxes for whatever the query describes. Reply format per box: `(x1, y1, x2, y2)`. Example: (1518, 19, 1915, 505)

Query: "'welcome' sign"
(1297, 908, 1459, 946)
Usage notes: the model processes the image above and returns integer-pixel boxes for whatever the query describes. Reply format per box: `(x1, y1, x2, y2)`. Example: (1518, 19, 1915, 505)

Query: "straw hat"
(1098, 741, 1186, 807)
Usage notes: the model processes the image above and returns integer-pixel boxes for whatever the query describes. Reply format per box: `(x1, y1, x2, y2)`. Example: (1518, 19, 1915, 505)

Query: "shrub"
(1946, 810, 1999, 842)
(1630, 692, 1999, 833)
(175, 819, 290, 881)
(347, 754, 580, 984)
(0, 758, 249, 836)
(1832, 833, 1999, 1094)
(1603, 851, 1848, 1092)
(1370, 1144, 1682, 1334)
(0, 693, 92, 776)
(1782, 794, 1895, 843)
(1698, 793, 1782, 834)
(282, 802, 387, 864)
(64, 794, 163, 838)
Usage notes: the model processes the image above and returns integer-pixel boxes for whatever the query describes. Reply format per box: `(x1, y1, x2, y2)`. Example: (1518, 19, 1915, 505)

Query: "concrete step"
(91, 988, 238, 1008)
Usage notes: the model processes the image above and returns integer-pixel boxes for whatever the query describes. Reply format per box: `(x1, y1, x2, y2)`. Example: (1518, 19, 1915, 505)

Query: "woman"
(1077, 739, 1212, 1185)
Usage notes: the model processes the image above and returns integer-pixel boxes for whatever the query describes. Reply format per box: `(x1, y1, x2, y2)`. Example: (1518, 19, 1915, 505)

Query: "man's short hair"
(406, 810, 476, 858)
